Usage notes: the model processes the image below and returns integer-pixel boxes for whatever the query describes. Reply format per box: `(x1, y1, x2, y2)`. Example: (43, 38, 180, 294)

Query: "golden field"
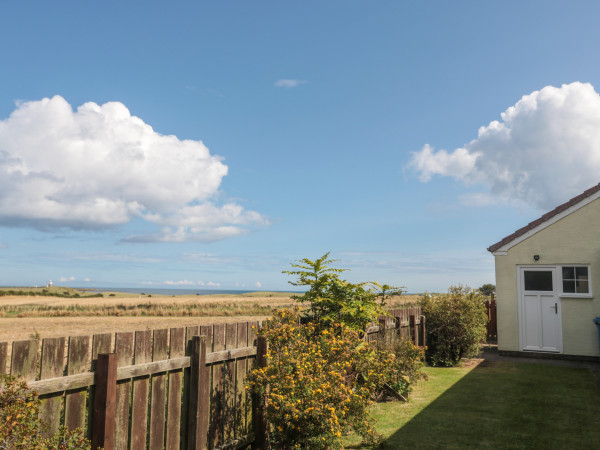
(0, 287, 420, 342)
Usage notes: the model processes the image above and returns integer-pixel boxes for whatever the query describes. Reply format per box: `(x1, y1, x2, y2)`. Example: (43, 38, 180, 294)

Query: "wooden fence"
(0, 307, 424, 449)
(366, 307, 426, 347)
(0, 321, 260, 450)
(485, 294, 497, 341)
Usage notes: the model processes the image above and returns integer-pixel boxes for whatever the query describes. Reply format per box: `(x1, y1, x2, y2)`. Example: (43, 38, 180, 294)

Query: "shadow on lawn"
(350, 359, 600, 449)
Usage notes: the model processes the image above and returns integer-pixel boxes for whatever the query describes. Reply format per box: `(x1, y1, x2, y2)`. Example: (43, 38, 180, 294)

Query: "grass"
(0, 302, 276, 318)
(343, 360, 600, 449)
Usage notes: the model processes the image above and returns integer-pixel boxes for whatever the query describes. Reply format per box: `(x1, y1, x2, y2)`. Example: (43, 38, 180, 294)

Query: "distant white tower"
(47, 280, 53, 287)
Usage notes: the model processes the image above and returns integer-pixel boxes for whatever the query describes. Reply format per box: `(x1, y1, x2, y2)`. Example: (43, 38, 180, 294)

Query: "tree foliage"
(420, 285, 487, 366)
(478, 283, 496, 296)
(283, 252, 402, 331)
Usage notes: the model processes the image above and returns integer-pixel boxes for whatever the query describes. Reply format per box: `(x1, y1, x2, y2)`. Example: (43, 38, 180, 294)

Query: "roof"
(487, 182, 600, 253)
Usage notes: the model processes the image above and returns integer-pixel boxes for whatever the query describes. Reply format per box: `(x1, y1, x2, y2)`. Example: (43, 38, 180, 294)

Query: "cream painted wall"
(494, 197, 600, 356)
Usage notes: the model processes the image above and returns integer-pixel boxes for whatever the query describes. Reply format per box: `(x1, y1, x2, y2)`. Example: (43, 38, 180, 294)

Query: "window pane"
(563, 280, 576, 293)
(575, 266, 588, 280)
(524, 271, 553, 291)
(562, 267, 575, 279)
(576, 280, 589, 293)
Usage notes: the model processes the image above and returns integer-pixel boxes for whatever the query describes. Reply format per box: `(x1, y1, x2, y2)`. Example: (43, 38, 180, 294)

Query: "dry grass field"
(0, 287, 420, 343)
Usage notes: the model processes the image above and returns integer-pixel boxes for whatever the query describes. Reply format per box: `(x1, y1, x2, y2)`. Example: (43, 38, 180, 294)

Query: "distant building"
(47, 280, 53, 287)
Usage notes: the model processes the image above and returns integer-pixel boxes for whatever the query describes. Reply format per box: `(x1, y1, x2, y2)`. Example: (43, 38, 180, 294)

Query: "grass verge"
(343, 360, 600, 449)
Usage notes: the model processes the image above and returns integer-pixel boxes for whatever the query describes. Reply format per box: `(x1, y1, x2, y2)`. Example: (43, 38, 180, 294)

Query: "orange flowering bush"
(247, 308, 398, 449)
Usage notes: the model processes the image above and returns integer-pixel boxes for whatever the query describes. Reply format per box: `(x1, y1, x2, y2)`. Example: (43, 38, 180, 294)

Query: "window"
(561, 266, 590, 294)
(524, 270, 554, 291)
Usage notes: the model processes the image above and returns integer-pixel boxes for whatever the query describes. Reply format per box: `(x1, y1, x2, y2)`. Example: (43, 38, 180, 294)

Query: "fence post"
(409, 315, 417, 345)
(253, 335, 268, 450)
(188, 335, 209, 450)
(92, 353, 117, 450)
(420, 315, 427, 349)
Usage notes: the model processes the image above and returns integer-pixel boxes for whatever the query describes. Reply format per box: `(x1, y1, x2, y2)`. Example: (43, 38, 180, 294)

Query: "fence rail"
(0, 307, 424, 449)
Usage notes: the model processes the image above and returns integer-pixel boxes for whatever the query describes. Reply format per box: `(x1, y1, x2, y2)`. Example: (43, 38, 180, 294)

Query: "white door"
(519, 267, 562, 353)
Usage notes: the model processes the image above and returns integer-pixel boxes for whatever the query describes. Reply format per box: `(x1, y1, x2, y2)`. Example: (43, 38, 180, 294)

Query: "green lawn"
(343, 360, 600, 449)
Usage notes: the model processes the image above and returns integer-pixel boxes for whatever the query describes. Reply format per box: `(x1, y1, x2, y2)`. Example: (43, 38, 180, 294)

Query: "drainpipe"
(594, 317, 600, 360)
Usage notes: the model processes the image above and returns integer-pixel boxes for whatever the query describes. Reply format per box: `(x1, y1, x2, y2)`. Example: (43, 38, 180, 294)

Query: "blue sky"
(2, 1, 600, 292)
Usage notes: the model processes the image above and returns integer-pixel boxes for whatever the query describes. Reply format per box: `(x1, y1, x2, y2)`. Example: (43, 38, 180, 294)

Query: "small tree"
(420, 285, 487, 366)
(478, 283, 496, 297)
(283, 253, 402, 331)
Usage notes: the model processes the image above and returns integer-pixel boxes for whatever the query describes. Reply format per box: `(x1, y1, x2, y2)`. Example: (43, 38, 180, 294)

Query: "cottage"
(488, 183, 600, 359)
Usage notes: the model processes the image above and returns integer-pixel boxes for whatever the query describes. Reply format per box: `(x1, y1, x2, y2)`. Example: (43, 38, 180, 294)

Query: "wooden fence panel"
(10, 339, 38, 380)
(210, 323, 226, 448)
(235, 321, 248, 439)
(65, 335, 91, 432)
(165, 327, 184, 450)
(114, 332, 134, 450)
(88, 333, 112, 440)
(181, 325, 200, 449)
(225, 322, 237, 443)
(246, 321, 258, 435)
(0, 341, 8, 376)
(149, 329, 168, 450)
(131, 330, 151, 450)
(39, 337, 66, 437)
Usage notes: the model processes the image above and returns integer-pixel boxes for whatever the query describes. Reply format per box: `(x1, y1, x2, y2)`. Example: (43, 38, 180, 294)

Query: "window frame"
(559, 264, 592, 298)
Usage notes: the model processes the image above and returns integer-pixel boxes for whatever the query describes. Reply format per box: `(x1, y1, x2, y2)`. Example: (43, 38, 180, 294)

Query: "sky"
(2, 1, 600, 293)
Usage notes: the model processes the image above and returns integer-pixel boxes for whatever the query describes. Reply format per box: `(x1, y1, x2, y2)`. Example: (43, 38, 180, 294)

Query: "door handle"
(552, 303, 558, 314)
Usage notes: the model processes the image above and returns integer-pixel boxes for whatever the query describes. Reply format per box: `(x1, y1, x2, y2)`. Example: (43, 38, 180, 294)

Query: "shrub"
(247, 308, 394, 449)
(283, 253, 402, 331)
(0, 375, 91, 449)
(420, 285, 487, 366)
(373, 333, 427, 399)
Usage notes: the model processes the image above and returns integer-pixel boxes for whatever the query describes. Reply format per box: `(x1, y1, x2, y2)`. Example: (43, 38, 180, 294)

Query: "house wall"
(494, 197, 600, 357)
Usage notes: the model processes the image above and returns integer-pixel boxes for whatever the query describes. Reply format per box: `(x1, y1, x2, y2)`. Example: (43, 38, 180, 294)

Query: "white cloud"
(408, 82, 600, 210)
(206, 281, 220, 287)
(164, 280, 196, 286)
(83, 278, 91, 282)
(274, 79, 307, 88)
(59, 276, 76, 282)
(0, 95, 267, 241)
(143, 280, 197, 286)
(255, 281, 262, 288)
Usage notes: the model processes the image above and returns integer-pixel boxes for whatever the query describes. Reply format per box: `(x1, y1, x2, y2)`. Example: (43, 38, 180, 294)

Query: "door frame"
(517, 265, 563, 353)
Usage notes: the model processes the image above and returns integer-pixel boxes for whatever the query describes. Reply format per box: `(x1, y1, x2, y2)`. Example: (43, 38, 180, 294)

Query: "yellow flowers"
(246, 307, 386, 449)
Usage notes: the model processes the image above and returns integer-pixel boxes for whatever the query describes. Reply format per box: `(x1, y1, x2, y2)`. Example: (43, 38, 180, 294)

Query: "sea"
(80, 287, 295, 296)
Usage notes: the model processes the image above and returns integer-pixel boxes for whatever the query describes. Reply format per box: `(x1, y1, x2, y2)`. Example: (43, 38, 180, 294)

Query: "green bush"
(374, 335, 427, 399)
(283, 253, 402, 331)
(420, 285, 487, 366)
(0, 375, 91, 449)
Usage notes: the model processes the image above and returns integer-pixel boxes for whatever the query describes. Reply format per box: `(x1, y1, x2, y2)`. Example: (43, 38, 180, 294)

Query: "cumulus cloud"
(59, 276, 76, 282)
(408, 82, 600, 210)
(255, 281, 262, 288)
(274, 79, 307, 88)
(0, 95, 267, 241)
